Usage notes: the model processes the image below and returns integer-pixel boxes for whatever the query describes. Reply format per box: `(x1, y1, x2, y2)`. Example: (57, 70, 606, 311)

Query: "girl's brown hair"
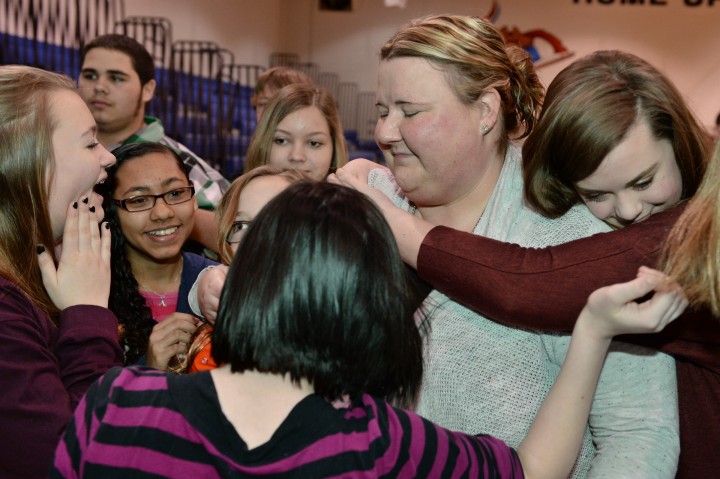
(523, 50, 711, 218)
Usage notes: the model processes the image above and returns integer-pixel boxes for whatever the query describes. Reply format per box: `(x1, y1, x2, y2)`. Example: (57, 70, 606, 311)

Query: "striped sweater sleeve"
(51, 367, 124, 478)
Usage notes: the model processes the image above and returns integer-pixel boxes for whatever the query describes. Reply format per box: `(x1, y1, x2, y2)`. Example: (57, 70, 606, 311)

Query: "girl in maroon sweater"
(0, 66, 122, 479)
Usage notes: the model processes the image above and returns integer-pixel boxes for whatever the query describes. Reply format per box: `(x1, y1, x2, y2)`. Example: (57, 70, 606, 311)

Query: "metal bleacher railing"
(1, 0, 125, 74)
(1, 2, 381, 178)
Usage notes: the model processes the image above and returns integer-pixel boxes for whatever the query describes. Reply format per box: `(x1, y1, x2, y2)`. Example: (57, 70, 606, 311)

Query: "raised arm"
(517, 268, 686, 479)
(418, 205, 683, 332)
(1, 199, 122, 478)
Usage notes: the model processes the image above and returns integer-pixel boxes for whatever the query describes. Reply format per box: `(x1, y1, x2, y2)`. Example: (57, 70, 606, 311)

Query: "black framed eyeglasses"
(225, 220, 252, 244)
(113, 185, 195, 212)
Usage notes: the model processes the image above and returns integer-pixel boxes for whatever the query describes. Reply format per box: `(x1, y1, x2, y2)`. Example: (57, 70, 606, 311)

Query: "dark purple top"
(0, 277, 123, 479)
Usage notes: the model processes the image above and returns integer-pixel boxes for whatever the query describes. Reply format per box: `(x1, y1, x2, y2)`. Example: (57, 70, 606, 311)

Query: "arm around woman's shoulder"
(0, 279, 122, 479)
(417, 205, 685, 332)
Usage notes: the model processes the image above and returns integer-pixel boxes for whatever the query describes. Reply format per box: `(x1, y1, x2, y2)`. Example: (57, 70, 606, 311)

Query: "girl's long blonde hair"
(0, 66, 76, 321)
(661, 141, 720, 315)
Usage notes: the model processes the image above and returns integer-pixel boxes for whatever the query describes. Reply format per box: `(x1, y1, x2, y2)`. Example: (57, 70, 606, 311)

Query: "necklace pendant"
(159, 296, 166, 307)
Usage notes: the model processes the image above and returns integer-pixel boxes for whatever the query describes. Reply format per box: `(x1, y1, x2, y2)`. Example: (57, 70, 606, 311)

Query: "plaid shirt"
(117, 117, 229, 210)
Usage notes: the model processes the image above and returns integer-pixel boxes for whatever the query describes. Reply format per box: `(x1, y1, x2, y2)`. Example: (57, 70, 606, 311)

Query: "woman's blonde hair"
(661, 141, 720, 315)
(0, 65, 76, 320)
(380, 14, 543, 148)
(244, 83, 348, 176)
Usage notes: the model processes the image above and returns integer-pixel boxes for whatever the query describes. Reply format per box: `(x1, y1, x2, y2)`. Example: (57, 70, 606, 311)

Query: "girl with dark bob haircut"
(213, 181, 424, 404)
(55, 181, 685, 477)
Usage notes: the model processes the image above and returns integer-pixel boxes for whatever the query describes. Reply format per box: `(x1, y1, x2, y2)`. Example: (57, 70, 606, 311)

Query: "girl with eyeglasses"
(182, 166, 308, 373)
(97, 141, 217, 370)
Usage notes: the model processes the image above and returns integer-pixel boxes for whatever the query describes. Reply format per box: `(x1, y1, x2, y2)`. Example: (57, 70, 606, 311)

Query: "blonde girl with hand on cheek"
(0, 65, 122, 479)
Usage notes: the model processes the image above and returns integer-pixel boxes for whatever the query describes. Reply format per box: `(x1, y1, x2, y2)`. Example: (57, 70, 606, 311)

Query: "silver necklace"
(138, 259, 183, 307)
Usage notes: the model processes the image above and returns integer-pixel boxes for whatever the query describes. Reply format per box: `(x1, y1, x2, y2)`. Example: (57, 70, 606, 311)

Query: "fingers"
(61, 200, 80, 254)
(593, 274, 657, 311)
(583, 267, 689, 339)
(650, 284, 688, 328)
(100, 222, 111, 265)
(636, 266, 675, 293)
(326, 173, 341, 185)
(58, 196, 101, 255)
(335, 158, 386, 182)
(147, 315, 198, 370)
(45, 195, 111, 309)
(36, 245, 57, 293)
(77, 196, 91, 252)
(334, 167, 365, 189)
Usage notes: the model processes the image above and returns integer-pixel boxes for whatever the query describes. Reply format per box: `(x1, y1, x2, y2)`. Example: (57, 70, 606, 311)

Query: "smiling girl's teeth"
(147, 227, 178, 236)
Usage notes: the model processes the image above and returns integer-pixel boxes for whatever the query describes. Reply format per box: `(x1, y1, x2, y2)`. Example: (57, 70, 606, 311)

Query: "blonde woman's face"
(268, 106, 333, 182)
(374, 57, 487, 208)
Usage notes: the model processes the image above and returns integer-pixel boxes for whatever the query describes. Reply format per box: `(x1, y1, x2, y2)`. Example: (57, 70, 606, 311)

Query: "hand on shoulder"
(198, 265, 228, 324)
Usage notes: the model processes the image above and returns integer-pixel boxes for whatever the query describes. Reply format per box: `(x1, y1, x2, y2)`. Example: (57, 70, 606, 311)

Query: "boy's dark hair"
(81, 34, 155, 85)
(213, 181, 426, 406)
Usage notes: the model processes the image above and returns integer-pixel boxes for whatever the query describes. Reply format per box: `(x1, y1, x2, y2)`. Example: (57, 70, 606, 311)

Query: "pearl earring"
(482, 124, 490, 134)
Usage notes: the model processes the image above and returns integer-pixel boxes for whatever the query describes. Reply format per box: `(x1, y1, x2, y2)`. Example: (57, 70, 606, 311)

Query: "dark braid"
(106, 209, 156, 365)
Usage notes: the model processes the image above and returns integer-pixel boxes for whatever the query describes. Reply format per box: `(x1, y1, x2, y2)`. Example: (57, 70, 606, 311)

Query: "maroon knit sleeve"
(56, 305, 124, 407)
(416, 205, 685, 333)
